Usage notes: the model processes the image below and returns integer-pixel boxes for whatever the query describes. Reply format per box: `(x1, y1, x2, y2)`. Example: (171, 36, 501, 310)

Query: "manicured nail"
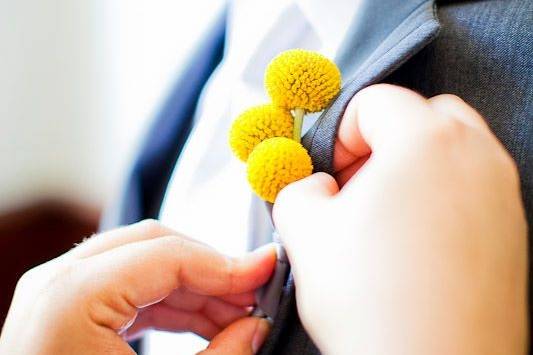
(252, 318, 271, 353)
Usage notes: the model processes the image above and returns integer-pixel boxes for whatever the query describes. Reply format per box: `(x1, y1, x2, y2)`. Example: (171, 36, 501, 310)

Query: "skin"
(274, 84, 528, 355)
(0, 220, 276, 355)
(0, 84, 527, 355)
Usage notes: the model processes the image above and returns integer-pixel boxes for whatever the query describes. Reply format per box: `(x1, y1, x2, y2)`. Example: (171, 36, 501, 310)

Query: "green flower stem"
(293, 108, 305, 143)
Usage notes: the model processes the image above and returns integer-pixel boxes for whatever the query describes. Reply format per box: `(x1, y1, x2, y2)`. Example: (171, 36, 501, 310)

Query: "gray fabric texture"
(259, 0, 533, 354)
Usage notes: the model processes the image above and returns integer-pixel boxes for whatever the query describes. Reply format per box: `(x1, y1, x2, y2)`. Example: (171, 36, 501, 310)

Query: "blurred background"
(0, 0, 223, 353)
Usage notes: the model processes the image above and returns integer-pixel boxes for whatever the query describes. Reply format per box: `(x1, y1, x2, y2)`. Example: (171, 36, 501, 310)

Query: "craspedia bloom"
(229, 104, 293, 162)
(265, 49, 341, 112)
(247, 137, 313, 203)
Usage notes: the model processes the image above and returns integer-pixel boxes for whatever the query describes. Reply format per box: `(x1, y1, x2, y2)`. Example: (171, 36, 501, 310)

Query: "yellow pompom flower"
(265, 49, 341, 113)
(229, 104, 294, 162)
(247, 137, 313, 203)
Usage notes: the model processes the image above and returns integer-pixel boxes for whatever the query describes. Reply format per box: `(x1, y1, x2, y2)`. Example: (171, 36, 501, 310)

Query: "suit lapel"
(259, 1, 440, 353)
(302, 0, 440, 174)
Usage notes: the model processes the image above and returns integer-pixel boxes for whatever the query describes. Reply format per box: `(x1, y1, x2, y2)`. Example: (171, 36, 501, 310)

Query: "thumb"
(198, 317, 271, 355)
(273, 172, 338, 255)
(273, 172, 338, 229)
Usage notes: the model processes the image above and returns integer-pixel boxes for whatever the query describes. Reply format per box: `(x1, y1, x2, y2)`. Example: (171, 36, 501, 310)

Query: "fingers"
(335, 155, 370, 188)
(77, 239, 276, 330)
(67, 219, 202, 259)
(164, 288, 255, 309)
(427, 94, 489, 131)
(276, 172, 338, 207)
(125, 303, 220, 341)
(199, 317, 271, 355)
(125, 290, 259, 342)
(219, 292, 257, 307)
(273, 173, 338, 253)
(163, 289, 249, 328)
(333, 99, 370, 172)
(274, 172, 338, 226)
(334, 84, 439, 172)
(333, 85, 488, 181)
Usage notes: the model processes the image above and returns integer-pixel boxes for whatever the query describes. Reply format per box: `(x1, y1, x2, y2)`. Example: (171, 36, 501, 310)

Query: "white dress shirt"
(148, 0, 361, 353)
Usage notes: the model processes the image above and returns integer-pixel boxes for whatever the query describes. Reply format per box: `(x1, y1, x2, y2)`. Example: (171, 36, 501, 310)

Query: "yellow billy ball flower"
(265, 49, 341, 113)
(229, 104, 294, 162)
(247, 137, 313, 203)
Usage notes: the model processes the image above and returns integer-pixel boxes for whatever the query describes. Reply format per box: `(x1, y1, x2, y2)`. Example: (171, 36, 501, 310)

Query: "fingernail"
(252, 243, 276, 254)
(250, 243, 277, 259)
(252, 318, 271, 353)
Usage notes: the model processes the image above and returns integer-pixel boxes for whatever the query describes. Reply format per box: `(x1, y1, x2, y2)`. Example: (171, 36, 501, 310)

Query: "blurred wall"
(0, 0, 224, 346)
(0, 0, 223, 212)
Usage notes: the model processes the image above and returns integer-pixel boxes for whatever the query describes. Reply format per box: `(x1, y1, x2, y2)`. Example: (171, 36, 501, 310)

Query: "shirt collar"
(294, 0, 363, 56)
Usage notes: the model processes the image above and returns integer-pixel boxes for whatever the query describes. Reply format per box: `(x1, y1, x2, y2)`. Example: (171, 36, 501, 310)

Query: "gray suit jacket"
(102, 0, 533, 353)
(261, 0, 533, 353)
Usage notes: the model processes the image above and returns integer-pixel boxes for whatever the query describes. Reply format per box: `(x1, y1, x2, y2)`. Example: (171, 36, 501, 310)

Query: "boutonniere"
(229, 49, 341, 202)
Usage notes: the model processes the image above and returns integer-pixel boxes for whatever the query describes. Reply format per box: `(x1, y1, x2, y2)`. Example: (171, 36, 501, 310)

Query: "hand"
(0, 220, 276, 355)
(274, 85, 528, 355)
